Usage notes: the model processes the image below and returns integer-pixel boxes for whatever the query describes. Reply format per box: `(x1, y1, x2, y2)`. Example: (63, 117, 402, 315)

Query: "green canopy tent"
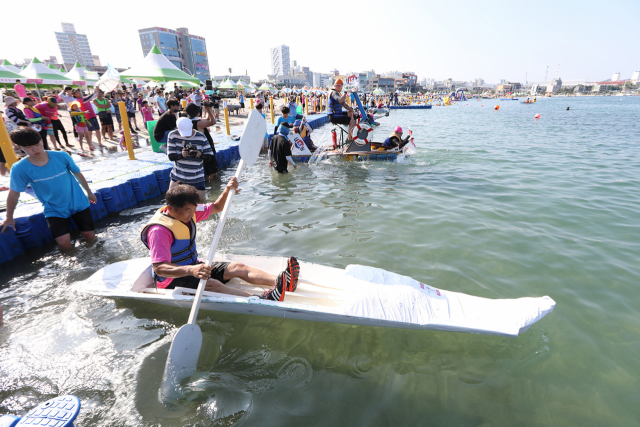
(19, 57, 82, 96)
(1, 59, 22, 74)
(66, 62, 98, 87)
(121, 45, 200, 85)
(373, 87, 386, 95)
(58, 66, 66, 73)
(218, 78, 238, 90)
(258, 82, 276, 91)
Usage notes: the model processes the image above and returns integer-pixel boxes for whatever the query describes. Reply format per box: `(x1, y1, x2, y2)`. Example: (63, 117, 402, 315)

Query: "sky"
(2, 0, 639, 83)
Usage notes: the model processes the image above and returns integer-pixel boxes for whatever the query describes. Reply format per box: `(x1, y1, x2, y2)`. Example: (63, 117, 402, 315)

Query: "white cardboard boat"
(79, 255, 555, 337)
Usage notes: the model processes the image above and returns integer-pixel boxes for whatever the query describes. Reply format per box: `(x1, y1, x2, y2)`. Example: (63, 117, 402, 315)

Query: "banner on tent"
(72, 81, 86, 85)
(26, 79, 43, 84)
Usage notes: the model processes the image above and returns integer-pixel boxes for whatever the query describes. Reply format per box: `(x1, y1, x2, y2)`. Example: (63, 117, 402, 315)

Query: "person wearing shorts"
(94, 91, 114, 141)
(327, 79, 356, 139)
(141, 183, 300, 301)
(0, 127, 97, 250)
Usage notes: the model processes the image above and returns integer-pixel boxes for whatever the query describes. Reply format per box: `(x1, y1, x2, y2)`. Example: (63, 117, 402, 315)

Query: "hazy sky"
(2, 0, 639, 83)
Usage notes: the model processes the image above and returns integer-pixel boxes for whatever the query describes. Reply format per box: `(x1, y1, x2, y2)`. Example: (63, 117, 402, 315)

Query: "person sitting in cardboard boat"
(141, 182, 300, 301)
(374, 126, 413, 151)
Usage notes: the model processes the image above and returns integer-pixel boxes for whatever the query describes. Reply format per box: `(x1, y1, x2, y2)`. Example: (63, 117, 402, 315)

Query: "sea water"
(1, 96, 639, 426)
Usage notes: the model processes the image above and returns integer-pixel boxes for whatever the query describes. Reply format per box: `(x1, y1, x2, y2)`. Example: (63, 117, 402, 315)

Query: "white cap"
(176, 117, 193, 137)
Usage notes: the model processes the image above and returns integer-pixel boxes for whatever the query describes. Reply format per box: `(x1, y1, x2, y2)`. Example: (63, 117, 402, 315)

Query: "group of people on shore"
(0, 78, 416, 310)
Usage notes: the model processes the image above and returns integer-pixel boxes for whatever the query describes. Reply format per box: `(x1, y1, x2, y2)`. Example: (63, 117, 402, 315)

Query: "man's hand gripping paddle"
(160, 110, 266, 404)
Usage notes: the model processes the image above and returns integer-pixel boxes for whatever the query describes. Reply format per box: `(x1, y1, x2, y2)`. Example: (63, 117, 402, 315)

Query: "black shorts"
(164, 261, 230, 289)
(46, 207, 95, 239)
(98, 112, 113, 126)
(127, 112, 136, 118)
(204, 156, 219, 176)
(240, 102, 245, 108)
(329, 115, 351, 126)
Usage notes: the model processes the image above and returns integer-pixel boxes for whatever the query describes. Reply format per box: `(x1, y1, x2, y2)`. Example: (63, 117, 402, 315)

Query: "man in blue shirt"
(0, 127, 97, 250)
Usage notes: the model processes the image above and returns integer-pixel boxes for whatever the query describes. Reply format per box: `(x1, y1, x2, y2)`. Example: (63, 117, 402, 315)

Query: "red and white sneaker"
(259, 257, 300, 301)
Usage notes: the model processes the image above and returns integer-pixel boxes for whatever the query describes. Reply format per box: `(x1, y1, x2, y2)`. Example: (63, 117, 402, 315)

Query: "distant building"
(473, 78, 484, 87)
(402, 73, 418, 90)
(612, 72, 621, 81)
(592, 84, 613, 93)
(55, 23, 94, 67)
(275, 74, 306, 87)
(138, 27, 210, 81)
(496, 82, 521, 92)
(369, 75, 395, 91)
(313, 72, 332, 88)
(43, 56, 59, 66)
(92, 55, 101, 67)
(270, 45, 290, 77)
(301, 66, 313, 85)
(631, 71, 640, 82)
(547, 78, 562, 93)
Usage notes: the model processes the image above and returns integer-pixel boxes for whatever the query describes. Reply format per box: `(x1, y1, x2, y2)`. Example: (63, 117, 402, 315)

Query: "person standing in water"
(0, 127, 97, 250)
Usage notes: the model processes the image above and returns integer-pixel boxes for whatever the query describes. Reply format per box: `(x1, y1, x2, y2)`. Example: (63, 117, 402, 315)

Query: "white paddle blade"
(160, 324, 202, 404)
(239, 110, 267, 166)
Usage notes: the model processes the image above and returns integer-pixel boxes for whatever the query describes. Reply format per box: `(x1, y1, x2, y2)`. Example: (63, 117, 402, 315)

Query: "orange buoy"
(535, 114, 541, 119)
(494, 105, 499, 110)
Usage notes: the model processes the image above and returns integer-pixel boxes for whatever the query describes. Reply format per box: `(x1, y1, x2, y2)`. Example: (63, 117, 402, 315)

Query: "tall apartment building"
(612, 72, 621, 81)
(55, 23, 94, 67)
(270, 45, 290, 76)
(138, 27, 210, 81)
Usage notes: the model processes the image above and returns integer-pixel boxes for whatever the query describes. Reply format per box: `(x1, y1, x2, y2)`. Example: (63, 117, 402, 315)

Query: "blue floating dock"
(388, 105, 432, 109)
(0, 113, 331, 266)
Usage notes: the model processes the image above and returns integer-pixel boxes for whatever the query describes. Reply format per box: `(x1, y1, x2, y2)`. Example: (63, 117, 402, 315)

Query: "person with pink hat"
(380, 126, 413, 150)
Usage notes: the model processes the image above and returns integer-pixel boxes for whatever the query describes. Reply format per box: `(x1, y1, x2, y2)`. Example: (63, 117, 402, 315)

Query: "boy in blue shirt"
(274, 106, 303, 137)
(1, 127, 97, 250)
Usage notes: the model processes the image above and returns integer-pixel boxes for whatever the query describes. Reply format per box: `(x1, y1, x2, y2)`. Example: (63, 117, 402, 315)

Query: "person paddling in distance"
(327, 79, 356, 140)
(141, 183, 300, 301)
(0, 127, 97, 251)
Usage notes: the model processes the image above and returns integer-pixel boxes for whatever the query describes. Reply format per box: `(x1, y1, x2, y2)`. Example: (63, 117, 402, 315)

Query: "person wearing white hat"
(166, 117, 214, 201)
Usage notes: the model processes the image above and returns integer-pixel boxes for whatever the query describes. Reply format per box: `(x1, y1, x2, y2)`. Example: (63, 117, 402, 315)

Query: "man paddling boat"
(328, 79, 356, 140)
(141, 183, 300, 301)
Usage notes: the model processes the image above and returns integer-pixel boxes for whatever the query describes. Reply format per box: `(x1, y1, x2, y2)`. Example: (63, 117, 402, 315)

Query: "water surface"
(1, 96, 639, 426)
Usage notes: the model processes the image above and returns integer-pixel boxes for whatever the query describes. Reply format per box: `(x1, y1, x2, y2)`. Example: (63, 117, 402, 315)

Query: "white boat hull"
(79, 255, 555, 337)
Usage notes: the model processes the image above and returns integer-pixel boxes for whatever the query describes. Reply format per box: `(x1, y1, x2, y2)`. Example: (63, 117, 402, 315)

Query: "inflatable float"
(79, 256, 555, 337)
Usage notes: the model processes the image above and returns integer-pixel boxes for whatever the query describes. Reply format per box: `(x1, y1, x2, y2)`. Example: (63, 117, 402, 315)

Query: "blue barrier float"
(0, 114, 336, 265)
(388, 105, 432, 109)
